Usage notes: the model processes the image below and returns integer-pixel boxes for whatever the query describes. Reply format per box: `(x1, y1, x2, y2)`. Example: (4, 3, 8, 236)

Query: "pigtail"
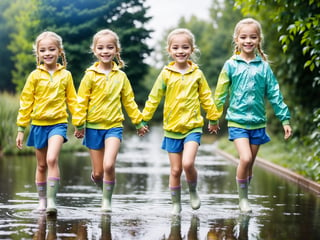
(36, 55, 41, 66)
(257, 44, 268, 62)
(60, 51, 68, 67)
(234, 45, 241, 56)
(116, 52, 125, 68)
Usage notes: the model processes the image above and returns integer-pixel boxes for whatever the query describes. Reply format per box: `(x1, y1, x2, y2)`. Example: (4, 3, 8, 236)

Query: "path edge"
(215, 148, 320, 196)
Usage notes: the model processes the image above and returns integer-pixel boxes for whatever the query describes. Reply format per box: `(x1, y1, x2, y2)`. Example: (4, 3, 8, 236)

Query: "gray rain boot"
(188, 181, 201, 210)
(101, 180, 115, 212)
(36, 182, 47, 211)
(170, 186, 182, 215)
(46, 177, 59, 215)
(91, 173, 103, 190)
(236, 178, 252, 213)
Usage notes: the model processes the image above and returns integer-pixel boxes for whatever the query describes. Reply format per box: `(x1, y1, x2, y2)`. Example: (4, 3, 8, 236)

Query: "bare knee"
(171, 166, 183, 179)
(183, 161, 195, 173)
(46, 157, 58, 168)
(37, 163, 47, 174)
(103, 163, 115, 176)
(239, 156, 252, 168)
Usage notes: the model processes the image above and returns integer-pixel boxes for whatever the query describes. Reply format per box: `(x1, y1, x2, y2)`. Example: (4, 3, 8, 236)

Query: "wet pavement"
(0, 126, 319, 239)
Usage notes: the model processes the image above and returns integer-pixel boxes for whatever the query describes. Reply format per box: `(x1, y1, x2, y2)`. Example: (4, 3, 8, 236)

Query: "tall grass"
(0, 92, 27, 155)
(0, 92, 85, 155)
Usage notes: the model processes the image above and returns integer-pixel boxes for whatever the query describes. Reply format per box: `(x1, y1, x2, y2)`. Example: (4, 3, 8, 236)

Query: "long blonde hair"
(233, 18, 268, 61)
(33, 31, 67, 66)
(91, 29, 125, 68)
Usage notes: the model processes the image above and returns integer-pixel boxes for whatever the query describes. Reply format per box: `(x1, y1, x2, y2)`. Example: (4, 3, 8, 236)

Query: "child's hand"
(74, 129, 85, 139)
(208, 123, 220, 134)
(137, 126, 149, 137)
(16, 132, 24, 149)
(283, 125, 292, 140)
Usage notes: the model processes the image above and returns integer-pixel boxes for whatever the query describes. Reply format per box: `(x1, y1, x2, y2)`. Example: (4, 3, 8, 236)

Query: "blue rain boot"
(36, 182, 47, 211)
(101, 180, 115, 212)
(236, 178, 252, 213)
(46, 177, 59, 215)
(188, 181, 201, 210)
(170, 186, 181, 215)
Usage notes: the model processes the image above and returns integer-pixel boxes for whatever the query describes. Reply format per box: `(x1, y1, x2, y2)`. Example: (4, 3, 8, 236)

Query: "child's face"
(94, 35, 118, 66)
(235, 23, 259, 57)
(38, 37, 60, 69)
(168, 33, 193, 66)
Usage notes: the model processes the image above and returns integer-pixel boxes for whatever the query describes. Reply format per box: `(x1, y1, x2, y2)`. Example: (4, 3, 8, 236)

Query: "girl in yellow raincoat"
(142, 28, 220, 214)
(73, 29, 147, 212)
(16, 31, 78, 215)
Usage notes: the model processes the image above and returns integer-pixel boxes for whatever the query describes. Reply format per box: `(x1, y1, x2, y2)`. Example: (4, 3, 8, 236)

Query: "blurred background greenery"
(0, 0, 319, 182)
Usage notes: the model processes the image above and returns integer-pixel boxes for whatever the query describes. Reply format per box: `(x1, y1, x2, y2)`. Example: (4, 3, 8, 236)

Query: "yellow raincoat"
(142, 61, 220, 138)
(17, 64, 77, 130)
(73, 62, 143, 129)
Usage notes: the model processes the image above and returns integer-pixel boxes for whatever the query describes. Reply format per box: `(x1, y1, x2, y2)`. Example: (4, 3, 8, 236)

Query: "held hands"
(137, 125, 149, 137)
(74, 129, 85, 139)
(208, 123, 220, 134)
(283, 125, 292, 140)
(16, 131, 24, 149)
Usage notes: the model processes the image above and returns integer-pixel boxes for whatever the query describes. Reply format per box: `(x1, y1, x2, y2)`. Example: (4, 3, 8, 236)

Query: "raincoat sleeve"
(214, 63, 231, 121)
(121, 76, 143, 125)
(142, 70, 166, 122)
(265, 65, 290, 125)
(198, 72, 220, 122)
(65, 72, 78, 122)
(16, 71, 37, 130)
(72, 72, 92, 128)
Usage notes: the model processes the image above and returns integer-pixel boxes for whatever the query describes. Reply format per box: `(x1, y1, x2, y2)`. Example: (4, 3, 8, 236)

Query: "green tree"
(36, 0, 152, 104)
(0, 0, 15, 92)
(2, 0, 39, 92)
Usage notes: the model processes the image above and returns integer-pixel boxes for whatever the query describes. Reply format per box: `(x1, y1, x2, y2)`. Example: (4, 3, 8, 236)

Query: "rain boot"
(188, 181, 201, 210)
(170, 186, 181, 215)
(46, 177, 59, 215)
(91, 173, 103, 190)
(36, 182, 47, 211)
(236, 178, 252, 213)
(101, 180, 115, 212)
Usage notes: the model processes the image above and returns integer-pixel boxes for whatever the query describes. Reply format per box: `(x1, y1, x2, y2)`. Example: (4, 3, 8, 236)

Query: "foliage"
(0, 93, 32, 155)
(0, 0, 15, 92)
(291, 108, 320, 182)
(2, 0, 39, 92)
(235, 0, 320, 82)
(37, 0, 152, 105)
(0, 0, 152, 104)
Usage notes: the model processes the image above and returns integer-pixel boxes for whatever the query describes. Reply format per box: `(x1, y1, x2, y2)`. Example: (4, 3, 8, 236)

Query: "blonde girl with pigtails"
(213, 18, 292, 213)
(73, 29, 148, 212)
(16, 31, 78, 215)
(142, 28, 220, 215)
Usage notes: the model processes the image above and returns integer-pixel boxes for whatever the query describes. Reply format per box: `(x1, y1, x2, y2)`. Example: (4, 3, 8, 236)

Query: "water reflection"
(0, 126, 319, 239)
